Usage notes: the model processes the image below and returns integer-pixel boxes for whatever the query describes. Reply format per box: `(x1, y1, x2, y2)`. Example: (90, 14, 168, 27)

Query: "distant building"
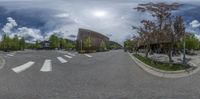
(109, 41, 123, 50)
(76, 28, 110, 52)
(40, 41, 51, 49)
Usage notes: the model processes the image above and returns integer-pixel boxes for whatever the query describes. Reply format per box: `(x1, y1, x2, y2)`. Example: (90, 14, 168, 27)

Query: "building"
(109, 41, 123, 50)
(40, 41, 51, 49)
(76, 28, 110, 52)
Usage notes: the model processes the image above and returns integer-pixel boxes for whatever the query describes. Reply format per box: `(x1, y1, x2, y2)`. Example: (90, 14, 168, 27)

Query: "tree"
(49, 34, 59, 49)
(84, 36, 92, 50)
(163, 16, 185, 64)
(12, 35, 20, 50)
(19, 37, 25, 50)
(177, 33, 199, 51)
(0, 34, 26, 51)
(124, 39, 133, 51)
(35, 40, 40, 49)
(100, 40, 107, 51)
(1, 34, 12, 51)
(137, 20, 157, 58)
(135, 2, 181, 31)
(59, 38, 66, 49)
(66, 42, 75, 49)
(135, 2, 184, 64)
(111, 44, 117, 49)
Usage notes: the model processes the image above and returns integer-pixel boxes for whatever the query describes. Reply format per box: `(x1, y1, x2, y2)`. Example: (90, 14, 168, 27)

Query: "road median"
(128, 52, 200, 78)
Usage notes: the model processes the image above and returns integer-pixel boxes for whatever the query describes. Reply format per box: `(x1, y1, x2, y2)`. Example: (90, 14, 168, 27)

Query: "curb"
(128, 53, 200, 78)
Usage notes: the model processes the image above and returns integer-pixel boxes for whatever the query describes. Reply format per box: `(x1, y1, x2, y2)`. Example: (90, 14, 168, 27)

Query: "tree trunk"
(135, 48, 138, 55)
(145, 46, 150, 58)
(168, 48, 173, 66)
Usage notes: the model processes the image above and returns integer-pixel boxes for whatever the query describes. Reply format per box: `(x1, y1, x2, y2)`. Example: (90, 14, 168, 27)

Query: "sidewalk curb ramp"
(128, 53, 200, 78)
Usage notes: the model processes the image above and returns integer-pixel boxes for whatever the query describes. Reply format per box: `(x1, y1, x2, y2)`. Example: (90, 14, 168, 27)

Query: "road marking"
(64, 55, 72, 58)
(40, 59, 52, 72)
(7, 54, 14, 56)
(84, 54, 92, 58)
(12, 61, 35, 73)
(67, 52, 75, 56)
(57, 57, 68, 63)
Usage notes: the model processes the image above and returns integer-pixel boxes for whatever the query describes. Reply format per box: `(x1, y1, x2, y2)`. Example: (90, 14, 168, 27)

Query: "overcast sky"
(0, 0, 200, 44)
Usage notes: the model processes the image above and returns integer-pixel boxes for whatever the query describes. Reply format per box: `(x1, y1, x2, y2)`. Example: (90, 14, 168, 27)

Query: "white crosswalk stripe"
(7, 54, 14, 56)
(40, 59, 52, 72)
(64, 55, 72, 58)
(84, 54, 92, 58)
(57, 57, 68, 63)
(12, 61, 35, 73)
(67, 52, 75, 56)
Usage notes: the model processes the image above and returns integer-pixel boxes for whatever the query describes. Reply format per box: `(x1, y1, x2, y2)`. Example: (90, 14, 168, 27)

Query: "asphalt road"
(0, 50, 200, 99)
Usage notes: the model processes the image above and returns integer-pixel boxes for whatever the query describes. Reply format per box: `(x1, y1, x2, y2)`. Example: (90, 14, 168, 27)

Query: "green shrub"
(134, 54, 190, 71)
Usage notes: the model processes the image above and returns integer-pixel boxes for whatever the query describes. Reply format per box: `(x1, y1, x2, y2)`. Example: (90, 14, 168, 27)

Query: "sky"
(0, 0, 199, 44)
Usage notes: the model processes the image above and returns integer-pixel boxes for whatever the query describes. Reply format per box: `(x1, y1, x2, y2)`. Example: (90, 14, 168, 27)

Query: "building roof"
(78, 28, 109, 40)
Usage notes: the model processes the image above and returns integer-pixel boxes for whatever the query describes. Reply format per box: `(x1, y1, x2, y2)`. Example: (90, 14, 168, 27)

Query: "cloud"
(68, 34, 76, 38)
(55, 13, 70, 18)
(0, 1, 139, 44)
(195, 34, 200, 40)
(2, 17, 18, 34)
(190, 20, 200, 28)
(1, 17, 43, 42)
(1, 0, 200, 44)
(17, 27, 43, 42)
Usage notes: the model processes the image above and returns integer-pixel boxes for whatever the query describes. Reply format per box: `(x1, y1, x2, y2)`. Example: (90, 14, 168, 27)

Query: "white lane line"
(7, 54, 14, 56)
(84, 54, 92, 58)
(67, 52, 75, 56)
(64, 55, 72, 59)
(12, 61, 35, 73)
(40, 59, 52, 72)
(57, 57, 68, 63)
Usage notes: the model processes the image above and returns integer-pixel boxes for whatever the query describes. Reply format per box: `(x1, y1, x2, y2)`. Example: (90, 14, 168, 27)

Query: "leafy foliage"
(177, 33, 199, 50)
(49, 34, 60, 49)
(0, 34, 26, 51)
(100, 40, 107, 51)
(83, 36, 92, 50)
(49, 33, 76, 50)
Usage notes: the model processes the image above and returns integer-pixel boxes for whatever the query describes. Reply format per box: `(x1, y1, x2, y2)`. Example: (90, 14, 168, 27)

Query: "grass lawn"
(134, 54, 190, 71)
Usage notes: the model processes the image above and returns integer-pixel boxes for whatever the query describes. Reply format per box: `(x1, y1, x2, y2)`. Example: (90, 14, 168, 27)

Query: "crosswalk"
(66, 52, 75, 56)
(84, 54, 92, 58)
(11, 53, 93, 73)
(6, 52, 16, 57)
(7, 54, 14, 56)
(40, 59, 52, 72)
(12, 61, 35, 73)
(64, 55, 72, 58)
(57, 57, 68, 63)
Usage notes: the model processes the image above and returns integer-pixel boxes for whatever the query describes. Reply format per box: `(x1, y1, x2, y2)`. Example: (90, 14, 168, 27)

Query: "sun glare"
(93, 10, 107, 17)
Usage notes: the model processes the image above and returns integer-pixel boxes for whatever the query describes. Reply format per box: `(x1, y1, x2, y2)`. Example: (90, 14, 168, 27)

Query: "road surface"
(0, 50, 200, 99)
